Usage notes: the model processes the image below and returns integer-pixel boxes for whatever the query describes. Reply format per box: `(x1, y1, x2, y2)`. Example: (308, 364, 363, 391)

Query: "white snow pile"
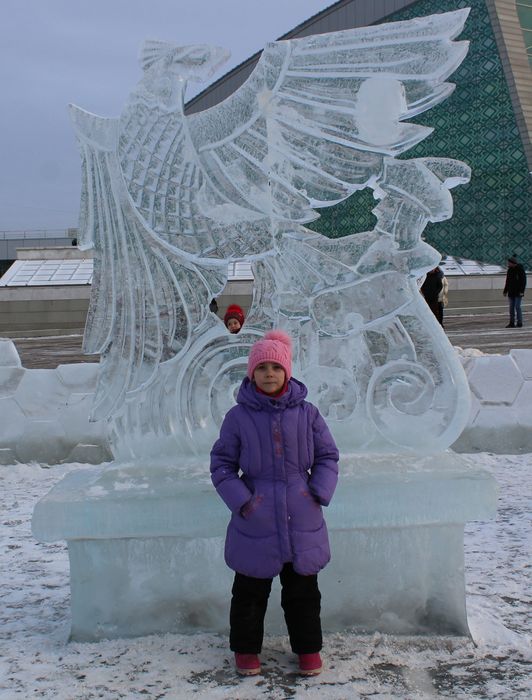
(1, 453, 530, 699)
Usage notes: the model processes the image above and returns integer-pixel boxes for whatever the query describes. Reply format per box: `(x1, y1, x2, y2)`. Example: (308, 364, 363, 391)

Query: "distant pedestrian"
(503, 256, 526, 328)
(420, 267, 443, 321)
(437, 270, 448, 327)
(224, 304, 245, 334)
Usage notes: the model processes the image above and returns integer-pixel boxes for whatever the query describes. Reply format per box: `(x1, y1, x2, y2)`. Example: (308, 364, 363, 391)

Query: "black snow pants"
(229, 562, 322, 654)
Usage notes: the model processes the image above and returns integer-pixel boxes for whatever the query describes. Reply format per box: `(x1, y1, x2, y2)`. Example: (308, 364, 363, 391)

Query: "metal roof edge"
(185, 0, 420, 114)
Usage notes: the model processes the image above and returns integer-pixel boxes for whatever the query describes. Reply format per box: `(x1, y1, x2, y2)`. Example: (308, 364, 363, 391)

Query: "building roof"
(0, 258, 93, 287)
(0, 258, 254, 287)
(185, 0, 418, 114)
(0, 253, 508, 288)
(440, 256, 506, 276)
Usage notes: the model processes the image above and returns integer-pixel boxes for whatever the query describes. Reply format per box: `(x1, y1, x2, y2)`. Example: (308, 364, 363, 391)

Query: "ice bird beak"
(176, 44, 230, 82)
(140, 40, 230, 83)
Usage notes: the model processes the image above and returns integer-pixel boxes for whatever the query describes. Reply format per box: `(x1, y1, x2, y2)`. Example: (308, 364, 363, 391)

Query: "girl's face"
(226, 318, 241, 333)
(253, 362, 286, 395)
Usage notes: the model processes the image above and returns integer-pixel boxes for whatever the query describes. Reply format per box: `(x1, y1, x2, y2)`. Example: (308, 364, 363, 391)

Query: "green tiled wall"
(309, 0, 532, 269)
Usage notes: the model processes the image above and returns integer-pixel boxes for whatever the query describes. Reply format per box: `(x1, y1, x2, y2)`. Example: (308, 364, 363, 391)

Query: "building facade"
(187, 0, 532, 269)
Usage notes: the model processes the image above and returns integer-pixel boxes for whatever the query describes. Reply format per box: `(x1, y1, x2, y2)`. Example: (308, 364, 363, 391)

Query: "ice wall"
(28, 10, 501, 641)
(452, 349, 532, 453)
(32, 452, 497, 640)
(0, 339, 111, 465)
(67, 10, 473, 460)
(4, 341, 531, 464)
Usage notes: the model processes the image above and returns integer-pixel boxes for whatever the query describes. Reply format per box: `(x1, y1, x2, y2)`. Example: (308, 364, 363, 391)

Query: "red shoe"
(298, 652, 323, 676)
(235, 653, 261, 676)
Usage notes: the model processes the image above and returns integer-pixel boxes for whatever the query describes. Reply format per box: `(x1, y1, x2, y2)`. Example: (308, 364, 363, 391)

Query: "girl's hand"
(240, 494, 263, 519)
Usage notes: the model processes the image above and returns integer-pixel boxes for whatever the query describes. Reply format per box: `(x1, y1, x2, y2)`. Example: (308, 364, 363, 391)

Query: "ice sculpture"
(69, 9, 473, 459)
(33, 9, 497, 641)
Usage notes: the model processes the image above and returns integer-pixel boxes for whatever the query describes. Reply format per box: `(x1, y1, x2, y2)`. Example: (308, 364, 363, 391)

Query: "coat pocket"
(240, 493, 263, 519)
(233, 492, 276, 537)
(290, 521, 331, 575)
(287, 479, 323, 531)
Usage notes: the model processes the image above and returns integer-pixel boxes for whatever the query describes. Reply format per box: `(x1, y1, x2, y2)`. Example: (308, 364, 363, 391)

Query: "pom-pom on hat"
(224, 304, 245, 327)
(247, 330, 292, 380)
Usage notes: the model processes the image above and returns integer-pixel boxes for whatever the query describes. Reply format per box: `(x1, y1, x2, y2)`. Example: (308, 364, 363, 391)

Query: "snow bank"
(1, 340, 531, 464)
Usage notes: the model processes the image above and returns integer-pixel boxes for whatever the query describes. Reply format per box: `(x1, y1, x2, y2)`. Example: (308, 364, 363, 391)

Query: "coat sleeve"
(210, 409, 253, 515)
(519, 267, 527, 294)
(308, 407, 339, 507)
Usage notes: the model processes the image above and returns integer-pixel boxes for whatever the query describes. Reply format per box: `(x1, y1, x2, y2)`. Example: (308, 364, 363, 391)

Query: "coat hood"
(236, 376, 308, 411)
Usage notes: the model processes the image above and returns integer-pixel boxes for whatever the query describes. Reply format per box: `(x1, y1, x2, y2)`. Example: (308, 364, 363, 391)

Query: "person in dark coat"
(503, 256, 527, 327)
(420, 267, 444, 320)
(437, 271, 449, 327)
(210, 330, 339, 677)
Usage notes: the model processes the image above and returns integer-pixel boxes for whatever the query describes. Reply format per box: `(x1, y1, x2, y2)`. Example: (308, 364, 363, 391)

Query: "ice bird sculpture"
(71, 9, 472, 459)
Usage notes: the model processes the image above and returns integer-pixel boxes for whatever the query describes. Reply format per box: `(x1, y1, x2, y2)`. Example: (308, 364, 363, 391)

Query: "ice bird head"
(140, 40, 230, 82)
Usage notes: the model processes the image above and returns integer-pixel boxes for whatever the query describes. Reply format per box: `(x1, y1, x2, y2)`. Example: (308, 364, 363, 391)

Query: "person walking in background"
(210, 330, 339, 677)
(420, 267, 443, 321)
(437, 269, 448, 327)
(503, 256, 526, 328)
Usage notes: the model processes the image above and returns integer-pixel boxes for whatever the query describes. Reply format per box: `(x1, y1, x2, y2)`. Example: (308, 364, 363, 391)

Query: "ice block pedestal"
(32, 452, 496, 641)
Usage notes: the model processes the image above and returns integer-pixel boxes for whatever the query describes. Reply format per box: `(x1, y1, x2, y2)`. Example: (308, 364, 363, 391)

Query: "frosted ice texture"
(70, 10, 472, 460)
(32, 452, 497, 639)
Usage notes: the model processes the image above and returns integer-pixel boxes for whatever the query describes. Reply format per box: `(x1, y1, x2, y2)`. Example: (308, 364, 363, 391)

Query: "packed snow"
(0, 453, 530, 699)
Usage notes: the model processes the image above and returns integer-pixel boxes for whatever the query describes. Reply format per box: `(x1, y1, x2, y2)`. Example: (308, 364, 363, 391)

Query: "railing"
(227, 260, 253, 280)
(0, 229, 77, 240)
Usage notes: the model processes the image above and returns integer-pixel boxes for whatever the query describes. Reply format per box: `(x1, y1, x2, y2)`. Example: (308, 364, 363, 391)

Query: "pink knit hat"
(247, 330, 292, 380)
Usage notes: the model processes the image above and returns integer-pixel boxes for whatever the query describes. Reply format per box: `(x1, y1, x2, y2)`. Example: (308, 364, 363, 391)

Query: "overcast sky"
(0, 0, 330, 232)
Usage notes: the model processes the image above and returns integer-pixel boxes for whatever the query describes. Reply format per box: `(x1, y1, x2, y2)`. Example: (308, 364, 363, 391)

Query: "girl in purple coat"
(210, 330, 339, 677)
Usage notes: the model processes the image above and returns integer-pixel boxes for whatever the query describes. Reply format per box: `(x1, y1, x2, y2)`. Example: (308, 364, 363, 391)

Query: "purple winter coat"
(210, 377, 339, 578)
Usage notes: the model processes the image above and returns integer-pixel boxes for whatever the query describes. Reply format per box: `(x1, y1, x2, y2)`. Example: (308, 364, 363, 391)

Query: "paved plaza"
(444, 299, 531, 354)
(5, 297, 530, 369)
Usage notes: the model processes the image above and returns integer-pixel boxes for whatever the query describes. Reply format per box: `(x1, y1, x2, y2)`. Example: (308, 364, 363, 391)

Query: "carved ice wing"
(118, 44, 273, 262)
(187, 9, 469, 225)
(71, 106, 227, 420)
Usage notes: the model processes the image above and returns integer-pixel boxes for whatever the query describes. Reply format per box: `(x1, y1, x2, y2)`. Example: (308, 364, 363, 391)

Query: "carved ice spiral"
(175, 329, 263, 453)
(366, 360, 436, 448)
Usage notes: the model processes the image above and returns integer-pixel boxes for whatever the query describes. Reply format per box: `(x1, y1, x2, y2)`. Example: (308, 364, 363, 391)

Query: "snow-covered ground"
(1, 454, 530, 699)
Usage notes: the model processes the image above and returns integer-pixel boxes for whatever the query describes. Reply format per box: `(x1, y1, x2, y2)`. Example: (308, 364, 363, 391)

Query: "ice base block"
(32, 453, 496, 641)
